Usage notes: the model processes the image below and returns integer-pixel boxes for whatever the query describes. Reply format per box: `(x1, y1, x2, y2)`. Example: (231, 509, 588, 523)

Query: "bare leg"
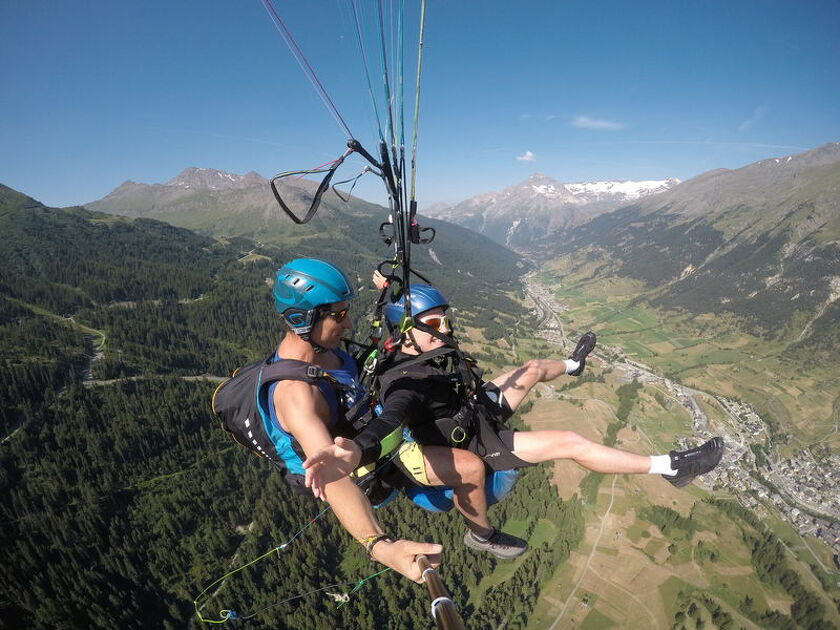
(512, 430, 650, 473)
(490, 359, 569, 411)
(422, 446, 492, 535)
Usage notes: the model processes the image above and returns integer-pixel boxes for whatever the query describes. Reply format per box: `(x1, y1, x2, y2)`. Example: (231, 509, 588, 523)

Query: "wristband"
(363, 534, 392, 558)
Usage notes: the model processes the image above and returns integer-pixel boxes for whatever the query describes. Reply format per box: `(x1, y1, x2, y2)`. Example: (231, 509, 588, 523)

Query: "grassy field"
(437, 282, 838, 628)
(539, 272, 839, 452)
(467, 327, 839, 629)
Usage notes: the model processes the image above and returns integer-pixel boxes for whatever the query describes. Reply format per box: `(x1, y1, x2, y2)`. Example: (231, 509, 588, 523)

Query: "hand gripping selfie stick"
(416, 555, 464, 630)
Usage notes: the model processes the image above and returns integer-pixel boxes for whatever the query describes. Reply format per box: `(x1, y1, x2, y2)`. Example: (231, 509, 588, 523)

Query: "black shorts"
(468, 382, 531, 471)
(386, 381, 532, 487)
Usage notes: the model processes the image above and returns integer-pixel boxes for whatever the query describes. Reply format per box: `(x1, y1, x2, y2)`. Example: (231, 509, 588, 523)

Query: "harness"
(366, 344, 512, 460)
(212, 353, 360, 474)
(374, 348, 476, 447)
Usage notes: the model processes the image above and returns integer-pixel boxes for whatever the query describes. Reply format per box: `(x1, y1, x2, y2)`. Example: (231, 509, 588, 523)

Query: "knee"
(551, 431, 591, 457)
(523, 359, 545, 381)
(455, 451, 486, 485)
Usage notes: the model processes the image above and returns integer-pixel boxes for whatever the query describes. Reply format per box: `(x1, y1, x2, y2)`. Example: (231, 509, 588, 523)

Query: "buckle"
(364, 356, 378, 374)
(306, 365, 322, 379)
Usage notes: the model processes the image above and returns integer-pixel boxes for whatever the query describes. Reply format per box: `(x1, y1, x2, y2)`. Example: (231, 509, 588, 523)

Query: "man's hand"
(302, 436, 363, 500)
(372, 269, 388, 290)
(371, 539, 443, 583)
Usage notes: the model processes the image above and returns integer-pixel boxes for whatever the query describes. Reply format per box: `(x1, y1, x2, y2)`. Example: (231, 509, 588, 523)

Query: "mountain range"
(86, 143, 840, 354)
(86, 168, 531, 334)
(90, 142, 839, 350)
(423, 173, 680, 248)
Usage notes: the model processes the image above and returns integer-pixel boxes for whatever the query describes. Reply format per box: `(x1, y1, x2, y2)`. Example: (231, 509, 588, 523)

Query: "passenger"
(304, 280, 725, 559)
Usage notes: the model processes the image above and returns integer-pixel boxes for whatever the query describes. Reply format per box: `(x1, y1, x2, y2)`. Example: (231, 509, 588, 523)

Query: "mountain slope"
(0, 184, 237, 313)
(546, 143, 840, 352)
(86, 168, 531, 318)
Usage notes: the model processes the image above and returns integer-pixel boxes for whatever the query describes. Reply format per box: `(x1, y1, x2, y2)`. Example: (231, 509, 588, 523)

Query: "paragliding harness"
(350, 271, 523, 472)
(212, 355, 361, 491)
(373, 345, 520, 466)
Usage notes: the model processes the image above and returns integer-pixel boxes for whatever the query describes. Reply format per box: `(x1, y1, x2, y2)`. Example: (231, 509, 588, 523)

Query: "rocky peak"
(165, 168, 267, 191)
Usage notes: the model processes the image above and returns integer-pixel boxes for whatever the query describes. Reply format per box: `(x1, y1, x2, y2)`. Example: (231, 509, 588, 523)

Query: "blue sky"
(2, 0, 839, 210)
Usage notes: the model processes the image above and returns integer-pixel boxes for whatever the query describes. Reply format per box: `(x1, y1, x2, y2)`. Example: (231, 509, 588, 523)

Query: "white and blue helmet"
(383, 284, 448, 327)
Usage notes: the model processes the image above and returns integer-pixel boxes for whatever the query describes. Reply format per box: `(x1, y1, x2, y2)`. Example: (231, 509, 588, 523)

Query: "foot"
(664, 437, 725, 487)
(568, 331, 597, 376)
(464, 528, 528, 560)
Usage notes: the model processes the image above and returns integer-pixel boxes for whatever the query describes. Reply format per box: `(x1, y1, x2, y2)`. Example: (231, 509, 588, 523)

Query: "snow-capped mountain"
(553, 142, 840, 348)
(423, 173, 679, 249)
(165, 167, 267, 190)
(563, 177, 680, 204)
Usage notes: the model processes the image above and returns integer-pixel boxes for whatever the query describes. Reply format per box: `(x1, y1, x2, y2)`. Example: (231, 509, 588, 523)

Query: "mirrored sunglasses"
(322, 307, 350, 323)
(417, 314, 450, 332)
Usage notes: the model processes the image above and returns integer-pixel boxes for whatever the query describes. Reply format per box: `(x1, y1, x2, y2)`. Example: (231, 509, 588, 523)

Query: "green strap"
(193, 504, 331, 624)
(193, 503, 395, 624)
(337, 567, 393, 609)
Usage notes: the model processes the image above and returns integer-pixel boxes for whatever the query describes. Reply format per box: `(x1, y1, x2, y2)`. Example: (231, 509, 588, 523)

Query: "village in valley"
(525, 278, 840, 568)
(618, 357, 840, 564)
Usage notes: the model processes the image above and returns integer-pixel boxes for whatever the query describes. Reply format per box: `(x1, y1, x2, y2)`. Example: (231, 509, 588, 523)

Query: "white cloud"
(738, 106, 768, 133)
(572, 115, 625, 131)
(516, 151, 536, 162)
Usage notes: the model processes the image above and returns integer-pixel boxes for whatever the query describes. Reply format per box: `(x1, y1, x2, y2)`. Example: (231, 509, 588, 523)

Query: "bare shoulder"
(273, 379, 320, 410)
(273, 379, 331, 436)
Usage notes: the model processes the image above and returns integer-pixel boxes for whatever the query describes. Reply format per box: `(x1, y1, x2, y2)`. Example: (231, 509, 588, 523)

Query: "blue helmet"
(383, 284, 449, 326)
(273, 258, 353, 337)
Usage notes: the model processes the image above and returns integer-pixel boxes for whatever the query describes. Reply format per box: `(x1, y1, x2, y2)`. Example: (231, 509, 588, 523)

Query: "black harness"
(212, 356, 359, 464)
(372, 347, 493, 448)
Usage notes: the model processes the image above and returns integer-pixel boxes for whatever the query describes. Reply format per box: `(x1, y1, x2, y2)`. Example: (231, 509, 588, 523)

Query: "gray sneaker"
(463, 528, 528, 560)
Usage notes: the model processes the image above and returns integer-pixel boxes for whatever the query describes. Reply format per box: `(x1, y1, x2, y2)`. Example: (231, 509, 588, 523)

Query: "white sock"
(649, 454, 676, 476)
(564, 359, 580, 374)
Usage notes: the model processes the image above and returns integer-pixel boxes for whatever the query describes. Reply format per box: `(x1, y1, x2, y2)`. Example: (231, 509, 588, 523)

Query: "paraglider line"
(260, 0, 353, 139)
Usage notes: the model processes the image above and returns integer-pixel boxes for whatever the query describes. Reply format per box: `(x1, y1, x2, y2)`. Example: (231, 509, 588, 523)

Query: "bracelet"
(363, 534, 392, 558)
(357, 534, 383, 546)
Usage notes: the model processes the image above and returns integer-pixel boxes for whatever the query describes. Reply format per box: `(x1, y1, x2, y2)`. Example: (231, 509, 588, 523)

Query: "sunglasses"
(417, 314, 450, 332)
(321, 306, 350, 323)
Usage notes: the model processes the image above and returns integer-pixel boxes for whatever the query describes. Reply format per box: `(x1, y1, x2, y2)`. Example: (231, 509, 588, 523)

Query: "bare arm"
(275, 381, 441, 582)
(303, 381, 422, 497)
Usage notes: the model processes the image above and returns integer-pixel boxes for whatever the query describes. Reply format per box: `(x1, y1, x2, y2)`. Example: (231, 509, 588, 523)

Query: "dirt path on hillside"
(547, 476, 659, 630)
(83, 374, 226, 387)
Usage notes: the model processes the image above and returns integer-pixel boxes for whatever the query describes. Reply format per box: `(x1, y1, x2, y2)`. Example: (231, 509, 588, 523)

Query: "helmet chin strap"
(285, 308, 329, 353)
(302, 312, 329, 354)
(294, 330, 329, 353)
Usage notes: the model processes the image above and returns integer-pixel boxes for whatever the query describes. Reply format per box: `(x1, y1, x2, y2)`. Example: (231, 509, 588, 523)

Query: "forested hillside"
(0, 185, 578, 629)
(538, 144, 840, 363)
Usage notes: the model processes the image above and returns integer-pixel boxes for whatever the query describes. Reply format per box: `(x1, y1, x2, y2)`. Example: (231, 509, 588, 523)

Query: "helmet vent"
(273, 259, 354, 316)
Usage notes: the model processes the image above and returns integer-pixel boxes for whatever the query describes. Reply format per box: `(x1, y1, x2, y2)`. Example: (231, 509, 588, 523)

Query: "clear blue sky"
(2, 0, 839, 210)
